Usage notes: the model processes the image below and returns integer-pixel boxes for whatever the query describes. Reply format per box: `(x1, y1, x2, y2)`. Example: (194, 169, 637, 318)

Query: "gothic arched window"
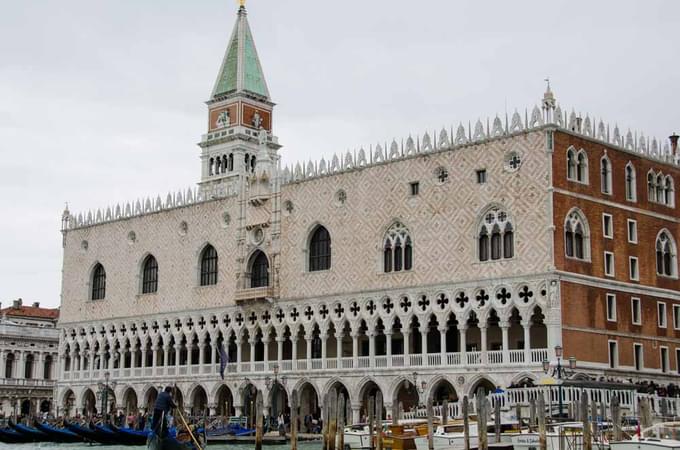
(250, 251, 269, 288)
(91, 263, 106, 300)
(600, 156, 612, 194)
(478, 207, 513, 261)
(5, 353, 14, 379)
(565, 210, 590, 260)
(576, 150, 588, 183)
(383, 222, 413, 272)
(141, 254, 158, 294)
(665, 176, 675, 207)
(228, 153, 234, 171)
(648, 172, 656, 202)
(309, 225, 331, 271)
(656, 174, 664, 202)
(24, 354, 34, 379)
(566, 147, 576, 180)
(200, 245, 218, 286)
(656, 231, 677, 277)
(625, 163, 636, 201)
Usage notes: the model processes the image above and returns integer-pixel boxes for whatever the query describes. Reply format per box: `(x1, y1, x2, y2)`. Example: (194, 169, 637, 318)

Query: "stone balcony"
(61, 348, 548, 382)
(234, 286, 274, 303)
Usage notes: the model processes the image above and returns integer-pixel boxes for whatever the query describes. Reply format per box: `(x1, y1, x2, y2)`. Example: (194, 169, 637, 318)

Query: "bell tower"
(198, 2, 280, 199)
(199, 3, 282, 303)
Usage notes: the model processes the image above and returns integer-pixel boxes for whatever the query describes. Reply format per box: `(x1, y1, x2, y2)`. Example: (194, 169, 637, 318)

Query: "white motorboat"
(511, 422, 586, 450)
(610, 422, 680, 450)
(413, 422, 480, 450)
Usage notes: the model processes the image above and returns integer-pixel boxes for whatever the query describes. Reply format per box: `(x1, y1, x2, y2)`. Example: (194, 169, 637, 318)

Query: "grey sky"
(1, 0, 678, 308)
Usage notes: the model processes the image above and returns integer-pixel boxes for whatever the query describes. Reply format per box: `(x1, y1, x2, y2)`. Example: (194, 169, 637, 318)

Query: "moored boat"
(108, 422, 152, 446)
(65, 419, 117, 444)
(34, 420, 86, 443)
(0, 427, 34, 444)
(8, 420, 49, 442)
(610, 422, 680, 450)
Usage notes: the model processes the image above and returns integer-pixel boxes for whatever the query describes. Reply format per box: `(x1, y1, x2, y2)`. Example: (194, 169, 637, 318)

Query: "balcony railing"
(61, 348, 549, 381)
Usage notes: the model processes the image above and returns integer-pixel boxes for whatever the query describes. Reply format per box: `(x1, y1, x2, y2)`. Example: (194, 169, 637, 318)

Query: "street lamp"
(542, 345, 577, 420)
(97, 371, 116, 422)
(411, 372, 427, 396)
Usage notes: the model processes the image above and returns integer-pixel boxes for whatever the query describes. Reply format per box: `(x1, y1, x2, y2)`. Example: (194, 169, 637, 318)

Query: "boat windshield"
(642, 422, 680, 440)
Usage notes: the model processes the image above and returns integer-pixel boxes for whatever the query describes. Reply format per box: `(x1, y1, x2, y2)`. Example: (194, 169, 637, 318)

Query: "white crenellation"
(278, 101, 677, 186)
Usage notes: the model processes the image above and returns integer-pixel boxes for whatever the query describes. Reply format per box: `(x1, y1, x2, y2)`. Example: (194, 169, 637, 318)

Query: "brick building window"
(631, 298, 641, 325)
(634, 343, 643, 371)
(478, 206, 514, 262)
(141, 254, 158, 294)
(660, 347, 669, 373)
(608, 340, 618, 368)
(658, 302, 667, 328)
(308, 225, 331, 272)
(606, 294, 616, 321)
(602, 213, 613, 239)
(677, 349, 680, 375)
(627, 219, 638, 244)
(476, 169, 487, 184)
(565, 209, 590, 260)
(629, 256, 639, 281)
(674, 305, 680, 330)
(91, 263, 106, 300)
(409, 181, 420, 196)
(604, 252, 615, 277)
(600, 155, 612, 194)
(383, 221, 413, 273)
(625, 163, 637, 201)
(656, 230, 677, 277)
(566, 147, 588, 183)
(199, 244, 218, 286)
(648, 171, 676, 207)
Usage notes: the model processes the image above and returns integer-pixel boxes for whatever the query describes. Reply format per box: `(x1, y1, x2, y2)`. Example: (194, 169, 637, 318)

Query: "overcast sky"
(1, 1, 678, 308)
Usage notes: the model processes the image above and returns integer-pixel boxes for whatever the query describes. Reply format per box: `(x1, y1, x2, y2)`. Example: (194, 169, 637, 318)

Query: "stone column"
(305, 333, 313, 366)
(89, 349, 96, 378)
(458, 324, 467, 365)
(152, 344, 159, 372)
(420, 326, 428, 359)
(351, 331, 359, 368)
(262, 336, 270, 367)
(236, 336, 243, 371)
(522, 320, 532, 363)
(480, 325, 488, 364)
(249, 337, 256, 365)
(276, 336, 284, 366)
(140, 343, 147, 369)
(0, 351, 5, 378)
(198, 338, 206, 368)
(500, 321, 510, 364)
(351, 403, 361, 424)
(174, 344, 181, 370)
(320, 332, 328, 369)
(163, 344, 170, 368)
(131, 346, 137, 370)
(291, 337, 298, 366)
(368, 331, 376, 367)
(336, 331, 344, 366)
(211, 343, 217, 368)
(403, 330, 411, 367)
(17, 351, 24, 379)
(439, 326, 447, 365)
(385, 331, 393, 368)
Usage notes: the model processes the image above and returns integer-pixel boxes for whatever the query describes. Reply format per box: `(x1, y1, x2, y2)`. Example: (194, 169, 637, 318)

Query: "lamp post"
(542, 345, 576, 420)
(98, 371, 116, 422)
(412, 372, 427, 405)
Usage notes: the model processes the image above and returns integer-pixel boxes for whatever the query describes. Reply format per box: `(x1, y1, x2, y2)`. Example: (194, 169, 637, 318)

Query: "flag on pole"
(219, 343, 229, 380)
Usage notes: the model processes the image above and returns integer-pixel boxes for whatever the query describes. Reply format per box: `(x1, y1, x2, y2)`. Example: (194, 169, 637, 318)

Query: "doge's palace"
(55, 3, 680, 422)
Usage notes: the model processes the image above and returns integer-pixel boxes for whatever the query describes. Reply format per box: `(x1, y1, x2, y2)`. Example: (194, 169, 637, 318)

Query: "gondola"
(0, 427, 35, 444)
(65, 419, 113, 444)
(8, 420, 50, 442)
(34, 420, 86, 443)
(108, 422, 151, 446)
(90, 422, 120, 443)
(147, 431, 202, 450)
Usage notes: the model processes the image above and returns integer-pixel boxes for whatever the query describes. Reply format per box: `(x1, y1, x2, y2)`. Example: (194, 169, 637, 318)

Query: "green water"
(0, 443, 323, 450)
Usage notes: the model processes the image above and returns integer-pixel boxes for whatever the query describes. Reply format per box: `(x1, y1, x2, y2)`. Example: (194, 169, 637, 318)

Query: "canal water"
(0, 443, 323, 450)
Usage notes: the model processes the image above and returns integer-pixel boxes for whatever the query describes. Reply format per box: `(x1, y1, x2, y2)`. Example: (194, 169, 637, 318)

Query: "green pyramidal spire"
(211, 5, 270, 100)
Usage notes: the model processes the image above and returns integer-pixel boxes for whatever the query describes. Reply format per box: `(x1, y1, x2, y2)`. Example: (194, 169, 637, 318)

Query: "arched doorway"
(62, 389, 76, 417)
(191, 385, 208, 416)
(359, 380, 385, 421)
(326, 381, 350, 424)
(215, 385, 235, 417)
(123, 388, 138, 415)
(40, 400, 51, 414)
(298, 383, 320, 432)
(242, 383, 258, 428)
(82, 388, 97, 417)
(470, 377, 496, 396)
(429, 379, 458, 406)
(393, 380, 420, 415)
(20, 399, 31, 416)
(269, 383, 289, 421)
(144, 387, 158, 413)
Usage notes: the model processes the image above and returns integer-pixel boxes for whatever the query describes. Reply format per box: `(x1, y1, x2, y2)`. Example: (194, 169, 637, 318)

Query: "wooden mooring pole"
(477, 390, 488, 450)
(611, 395, 622, 441)
(368, 396, 375, 450)
(581, 391, 592, 450)
(328, 391, 338, 450)
(426, 396, 434, 450)
(322, 392, 329, 450)
(337, 393, 346, 450)
(537, 395, 546, 450)
(290, 389, 299, 450)
(442, 399, 449, 425)
(494, 398, 501, 443)
(376, 391, 384, 450)
(529, 398, 536, 432)
(462, 396, 470, 450)
(255, 390, 264, 450)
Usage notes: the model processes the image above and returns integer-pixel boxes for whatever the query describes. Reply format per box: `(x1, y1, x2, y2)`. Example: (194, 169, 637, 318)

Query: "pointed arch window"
(250, 251, 269, 288)
(309, 225, 331, 271)
(600, 156, 612, 194)
(478, 207, 513, 261)
(665, 176, 675, 207)
(656, 174, 664, 202)
(91, 263, 106, 300)
(383, 222, 412, 272)
(576, 150, 588, 183)
(625, 163, 636, 201)
(565, 210, 590, 260)
(656, 231, 677, 277)
(567, 148, 576, 180)
(141, 255, 158, 294)
(200, 245, 218, 286)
